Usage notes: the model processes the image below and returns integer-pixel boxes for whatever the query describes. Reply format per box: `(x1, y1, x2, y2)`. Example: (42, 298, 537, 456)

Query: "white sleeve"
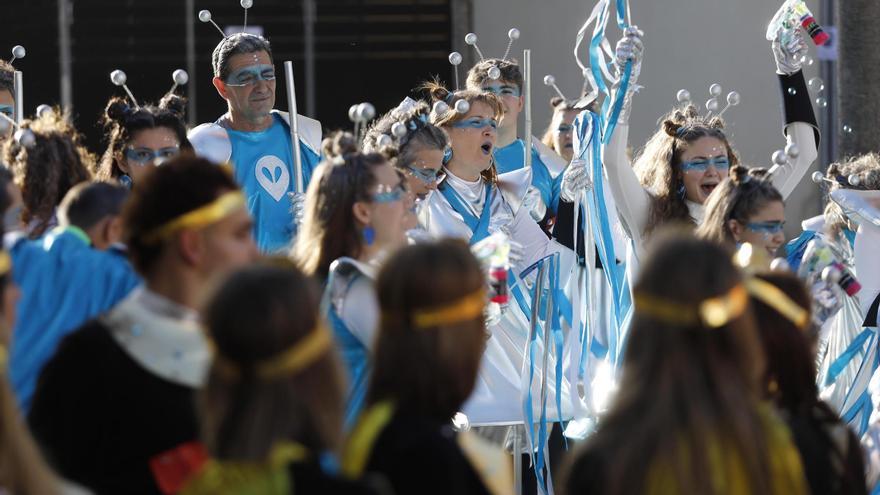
(602, 124, 651, 251)
(772, 122, 819, 200)
(338, 277, 380, 351)
(855, 223, 880, 323)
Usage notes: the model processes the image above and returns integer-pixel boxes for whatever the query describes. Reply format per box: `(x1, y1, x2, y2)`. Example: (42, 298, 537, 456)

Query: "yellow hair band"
(213, 323, 332, 380)
(634, 283, 749, 328)
(0, 251, 11, 278)
(412, 289, 486, 329)
(0, 344, 7, 373)
(142, 191, 246, 244)
(745, 278, 811, 330)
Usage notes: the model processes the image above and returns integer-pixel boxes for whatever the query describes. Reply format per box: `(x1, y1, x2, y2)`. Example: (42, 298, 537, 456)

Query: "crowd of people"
(0, 2, 878, 494)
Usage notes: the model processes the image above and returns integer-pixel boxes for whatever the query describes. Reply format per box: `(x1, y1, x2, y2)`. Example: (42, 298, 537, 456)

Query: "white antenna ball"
(11, 45, 25, 60)
(356, 102, 376, 122)
(110, 70, 127, 86)
(432, 101, 449, 115)
(172, 69, 189, 86)
(465, 33, 478, 45)
(36, 104, 52, 118)
(543, 75, 556, 86)
(705, 98, 719, 112)
(848, 174, 861, 187)
(676, 89, 691, 103)
(240, 0, 253, 8)
(709, 83, 722, 97)
(811, 171, 824, 184)
(391, 122, 407, 138)
(454, 99, 470, 114)
(198, 10, 212, 22)
(487, 66, 501, 80)
(726, 91, 741, 106)
(448, 52, 462, 66)
(784, 142, 799, 160)
(348, 104, 359, 122)
(14, 129, 35, 149)
(508, 28, 521, 41)
(772, 150, 787, 166)
(770, 258, 790, 272)
(377, 134, 393, 148)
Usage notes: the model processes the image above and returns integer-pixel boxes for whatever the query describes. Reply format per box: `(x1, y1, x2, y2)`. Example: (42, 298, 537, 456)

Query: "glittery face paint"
(452, 118, 498, 130)
(0, 105, 12, 117)
(224, 64, 276, 87)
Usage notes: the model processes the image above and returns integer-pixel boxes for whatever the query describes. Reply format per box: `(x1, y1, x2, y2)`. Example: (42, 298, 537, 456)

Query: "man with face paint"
(0, 60, 15, 138)
(466, 58, 571, 232)
(189, 33, 322, 253)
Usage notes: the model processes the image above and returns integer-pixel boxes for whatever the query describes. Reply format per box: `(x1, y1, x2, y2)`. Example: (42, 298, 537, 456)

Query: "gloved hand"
(288, 192, 307, 227)
(522, 186, 548, 223)
(772, 26, 807, 75)
(560, 159, 592, 202)
(613, 26, 644, 124)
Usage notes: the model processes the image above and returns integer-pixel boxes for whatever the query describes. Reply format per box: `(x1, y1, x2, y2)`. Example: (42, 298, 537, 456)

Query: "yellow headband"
(411, 289, 486, 329)
(0, 251, 11, 278)
(142, 191, 246, 244)
(634, 283, 749, 328)
(0, 344, 7, 373)
(745, 278, 811, 330)
(212, 323, 332, 380)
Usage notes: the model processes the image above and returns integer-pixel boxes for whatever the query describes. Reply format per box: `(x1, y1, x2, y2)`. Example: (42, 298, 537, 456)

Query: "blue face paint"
(372, 181, 408, 204)
(452, 118, 498, 130)
(0, 105, 12, 117)
(680, 156, 730, 174)
(125, 146, 180, 165)
(406, 165, 444, 185)
(482, 84, 521, 97)
(225, 64, 276, 87)
(556, 123, 574, 134)
(746, 220, 785, 235)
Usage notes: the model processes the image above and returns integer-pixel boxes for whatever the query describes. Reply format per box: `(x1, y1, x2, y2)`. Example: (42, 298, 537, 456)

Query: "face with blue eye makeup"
(443, 101, 498, 180)
(728, 199, 786, 256)
(212, 50, 276, 130)
(679, 136, 731, 204)
(481, 80, 523, 132)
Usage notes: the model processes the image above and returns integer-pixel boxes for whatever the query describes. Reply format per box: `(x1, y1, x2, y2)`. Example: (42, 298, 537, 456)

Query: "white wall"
(472, 0, 825, 234)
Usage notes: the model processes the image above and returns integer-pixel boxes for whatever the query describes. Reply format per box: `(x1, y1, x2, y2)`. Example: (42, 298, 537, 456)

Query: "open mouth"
(565, 143, 574, 149)
(700, 182, 718, 196)
(481, 142, 493, 155)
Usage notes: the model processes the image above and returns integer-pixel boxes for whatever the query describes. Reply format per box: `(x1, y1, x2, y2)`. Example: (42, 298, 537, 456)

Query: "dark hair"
(211, 33, 273, 81)
(823, 153, 880, 237)
(57, 181, 129, 231)
(369, 239, 486, 421)
(633, 105, 740, 235)
(0, 60, 13, 96)
(121, 154, 238, 277)
(696, 165, 783, 247)
(201, 261, 345, 460)
(1, 108, 94, 238)
(363, 100, 448, 172)
(466, 58, 524, 91)
(0, 167, 15, 219)
(563, 230, 782, 494)
(97, 94, 191, 181)
(422, 81, 503, 185)
(292, 132, 389, 281)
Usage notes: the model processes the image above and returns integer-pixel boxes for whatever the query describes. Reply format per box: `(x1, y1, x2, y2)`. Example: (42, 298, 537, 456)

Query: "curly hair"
(97, 93, 192, 181)
(1, 108, 94, 238)
(362, 99, 448, 173)
(291, 131, 389, 281)
(822, 153, 880, 236)
(633, 104, 739, 236)
(421, 81, 503, 185)
(0, 59, 13, 96)
(695, 165, 783, 247)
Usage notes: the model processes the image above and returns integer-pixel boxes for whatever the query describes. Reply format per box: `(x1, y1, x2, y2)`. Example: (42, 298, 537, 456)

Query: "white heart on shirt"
(255, 155, 290, 202)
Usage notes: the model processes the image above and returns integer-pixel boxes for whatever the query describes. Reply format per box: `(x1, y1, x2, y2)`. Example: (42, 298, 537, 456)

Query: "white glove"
(613, 26, 644, 123)
(772, 26, 807, 76)
(522, 186, 548, 223)
(288, 192, 307, 227)
(560, 159, 592, 202)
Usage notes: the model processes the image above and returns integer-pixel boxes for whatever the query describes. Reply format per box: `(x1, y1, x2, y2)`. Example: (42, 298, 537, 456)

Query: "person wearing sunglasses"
(293, 131, 415, 426)
(696, 165, 786, 257)
(97, 93, 192, 187)
(189, 33, 323, 254)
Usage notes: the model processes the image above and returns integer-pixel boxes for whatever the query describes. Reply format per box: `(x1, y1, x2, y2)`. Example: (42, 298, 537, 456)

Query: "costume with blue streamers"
(9, 227, 141, 411)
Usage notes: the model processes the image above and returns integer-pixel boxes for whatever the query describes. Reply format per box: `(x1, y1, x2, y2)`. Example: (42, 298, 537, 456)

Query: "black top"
(364, 413, 491, 495)
(28, 320, 200, 495)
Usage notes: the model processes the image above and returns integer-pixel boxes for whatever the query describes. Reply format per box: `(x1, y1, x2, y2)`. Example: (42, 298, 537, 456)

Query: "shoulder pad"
(532, 137, 568, 178)
(188, 123, 232, 164)
(497, 167, 533, 214)
(275, 111, 323, 156)
(801, 214, 825, 232)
